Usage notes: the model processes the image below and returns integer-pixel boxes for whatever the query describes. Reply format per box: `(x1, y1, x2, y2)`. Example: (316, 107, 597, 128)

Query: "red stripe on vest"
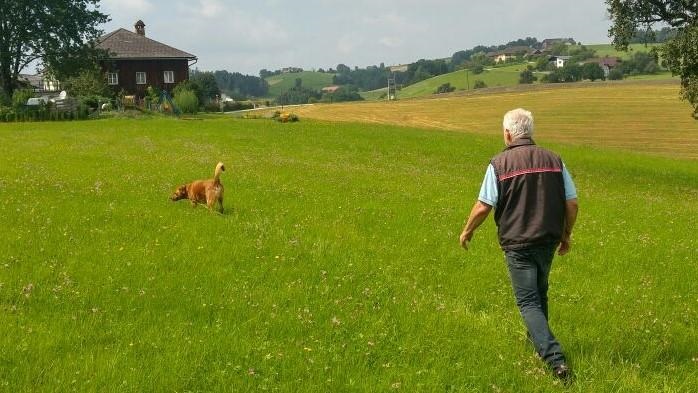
(498, 167, 562, 181)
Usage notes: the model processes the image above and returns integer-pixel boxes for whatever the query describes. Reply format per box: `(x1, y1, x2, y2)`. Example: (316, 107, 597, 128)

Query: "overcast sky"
(99, 0, 613, 75)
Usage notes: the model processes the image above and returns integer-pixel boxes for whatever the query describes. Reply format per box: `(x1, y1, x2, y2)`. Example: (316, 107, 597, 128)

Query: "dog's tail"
(214, 162, 225, 185)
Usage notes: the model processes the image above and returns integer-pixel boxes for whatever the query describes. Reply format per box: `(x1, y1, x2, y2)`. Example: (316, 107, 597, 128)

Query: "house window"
(136, 72, 146, 85)
(164, 71, 174, 84)
(107, 72, 119, 85)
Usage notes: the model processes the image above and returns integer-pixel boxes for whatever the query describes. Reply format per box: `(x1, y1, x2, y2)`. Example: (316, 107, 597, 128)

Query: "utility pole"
(387, 72, 397, 101)
(465, 69, 470, 91)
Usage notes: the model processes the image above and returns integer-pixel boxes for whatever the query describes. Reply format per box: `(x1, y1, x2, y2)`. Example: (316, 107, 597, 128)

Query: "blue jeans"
(505, 244, 566, 367)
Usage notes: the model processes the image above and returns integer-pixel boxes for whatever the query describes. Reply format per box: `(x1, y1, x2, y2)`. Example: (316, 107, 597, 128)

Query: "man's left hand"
(558, 239, 571, 255)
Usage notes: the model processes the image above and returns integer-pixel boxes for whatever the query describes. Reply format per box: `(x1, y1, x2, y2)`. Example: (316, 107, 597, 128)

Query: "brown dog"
(170, 162, 225, 213)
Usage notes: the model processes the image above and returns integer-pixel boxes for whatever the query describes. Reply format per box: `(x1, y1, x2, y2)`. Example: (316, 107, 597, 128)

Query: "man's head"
(502, 108, 534, 146)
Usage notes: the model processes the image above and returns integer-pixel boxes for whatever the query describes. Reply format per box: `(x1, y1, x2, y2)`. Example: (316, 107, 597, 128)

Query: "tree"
(336, 64, 351, 74)
(189, 71, 220, 103)
(473, 80, 487, 89)
(608, 68, 624, 80)
(0, 0, 109, 98)
(62, 66, 112, 98)
(215, 70, 268, 99)
(434, 83, 456, 94)
(519, 68, 537, 84)
(321, 85, 363, 102)
(581, 63, 605, 81)
(607, 0, 698, 117)
(621, 51, 660, 75)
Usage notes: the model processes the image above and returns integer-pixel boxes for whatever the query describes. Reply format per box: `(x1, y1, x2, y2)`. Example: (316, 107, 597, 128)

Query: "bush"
(174, 89, 199, 114)
(63, 68, 112, 99)
(519, 69, 537, 84)
(470, 64, 484, 74)
(608, 69, 624, 80)
(12, 89, 34, 109)
(204, 102, 221, 112)
(173, 80, 201, 105)
(272, 111, 299, 123)
(473, 80, 487, 89)
(79, 95, 111, 111)
(581, 63, 605, 81)
(222, 101, 254, 111)
(434, 83, 456, 94)
(0, 89, 10, 106)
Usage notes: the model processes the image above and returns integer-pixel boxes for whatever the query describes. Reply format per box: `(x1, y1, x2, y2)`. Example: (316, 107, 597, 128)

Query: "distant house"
(281, 67, 303, 73)
(388, 64, 409, 73)
(321, 86, 340, 94)
(584, 57, 622, 77)
(487, 46, 534, 63)
(541, 38, 576, 51)
(549, 55, 572, 68)
(19, 73, 61, 94)
(96, 20, 197, 98)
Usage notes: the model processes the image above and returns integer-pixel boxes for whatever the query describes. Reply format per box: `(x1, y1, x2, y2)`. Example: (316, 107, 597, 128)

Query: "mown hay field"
(1, 88, 697, 391)
(298, 81, 698, 160)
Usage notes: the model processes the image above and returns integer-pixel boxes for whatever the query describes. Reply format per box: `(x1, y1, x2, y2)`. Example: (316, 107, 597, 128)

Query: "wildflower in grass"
(331, 316, 341, 326)
(22, 283, 34, 298)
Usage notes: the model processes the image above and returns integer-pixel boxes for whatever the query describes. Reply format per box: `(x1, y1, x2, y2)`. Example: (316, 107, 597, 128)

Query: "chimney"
(135, 20, 145, 36)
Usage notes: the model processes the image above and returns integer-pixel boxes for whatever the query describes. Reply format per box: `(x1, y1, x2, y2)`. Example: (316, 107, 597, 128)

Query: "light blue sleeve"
(562, 162, 577, 200)
(478, 164, 498, 207)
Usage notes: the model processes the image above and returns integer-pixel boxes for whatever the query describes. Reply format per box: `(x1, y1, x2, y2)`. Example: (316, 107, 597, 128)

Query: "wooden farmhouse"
(97, 20, 197, 98)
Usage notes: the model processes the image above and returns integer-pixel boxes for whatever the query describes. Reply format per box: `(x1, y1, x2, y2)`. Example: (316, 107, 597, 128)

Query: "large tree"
(607, 0, 698, 118)
(0, 0, 109, 97)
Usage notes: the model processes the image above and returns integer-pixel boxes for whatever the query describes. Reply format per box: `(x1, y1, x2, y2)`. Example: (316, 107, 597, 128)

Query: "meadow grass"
(585, 43, 663, 60)
(360, 65, 540, 101)
(265, 71, 335, 98)
(0, 116, 697, 392)
(295, 81, 698, 160)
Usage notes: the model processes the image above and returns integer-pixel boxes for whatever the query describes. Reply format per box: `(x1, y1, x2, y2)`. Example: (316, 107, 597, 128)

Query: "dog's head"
(170, 185, 188, 201)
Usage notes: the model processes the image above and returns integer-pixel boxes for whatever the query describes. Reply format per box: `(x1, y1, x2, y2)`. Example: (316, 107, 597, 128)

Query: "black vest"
(490, 138, 565, 250)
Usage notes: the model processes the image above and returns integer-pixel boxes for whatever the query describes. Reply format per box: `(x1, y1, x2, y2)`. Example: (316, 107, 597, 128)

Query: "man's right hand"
(459, 231, 470, 250)
(558, 238, 571, 255)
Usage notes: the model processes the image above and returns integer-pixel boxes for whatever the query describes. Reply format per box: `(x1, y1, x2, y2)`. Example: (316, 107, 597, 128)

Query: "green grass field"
(361, 44, 675, 101)
(586, 43, 663, 60)
(265, 71, 335, 98)
(1, 113, 697, 391)
(360, 64, 541, 101)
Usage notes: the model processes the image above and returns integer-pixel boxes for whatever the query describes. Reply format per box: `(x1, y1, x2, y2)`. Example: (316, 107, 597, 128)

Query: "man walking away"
(459, 108, 578, 381)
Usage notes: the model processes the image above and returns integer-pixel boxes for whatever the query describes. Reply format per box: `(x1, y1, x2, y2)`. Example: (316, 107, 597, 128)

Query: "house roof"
(19, 74, 43, 88)
(321, 85, 340, 93)
(589, 57, 621, 67)
(488, 46, 533, 57)
(542, 38, 575, 44)
(97, 28, 196, 60)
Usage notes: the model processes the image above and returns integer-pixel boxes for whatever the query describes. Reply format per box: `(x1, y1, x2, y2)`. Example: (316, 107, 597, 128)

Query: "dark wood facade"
(97, 23, 196, 99)
(101, 59, 189, 98)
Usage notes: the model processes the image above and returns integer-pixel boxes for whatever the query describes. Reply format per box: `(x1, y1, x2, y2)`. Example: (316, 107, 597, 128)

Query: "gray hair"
(503, 108, 534, 139)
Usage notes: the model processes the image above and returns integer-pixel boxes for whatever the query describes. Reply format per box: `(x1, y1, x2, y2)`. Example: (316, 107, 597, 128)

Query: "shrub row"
(0, 106, 92, 122)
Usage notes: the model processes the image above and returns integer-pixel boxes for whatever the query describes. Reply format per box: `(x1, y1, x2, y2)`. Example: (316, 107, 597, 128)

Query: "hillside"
(295, 80, 697, 159)
(586, 43, 663, 59)
(360, 43, 676, 101)
(265, 71, 335, 97)
(360, 64, 535, 101)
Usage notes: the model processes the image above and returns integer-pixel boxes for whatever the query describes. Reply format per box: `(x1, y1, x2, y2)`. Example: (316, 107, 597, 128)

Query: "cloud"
(101, 0, 154, 21)
(197, 0, 225, 18)
(175, 1, 288, 48)
(379, 37, 402, 48)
